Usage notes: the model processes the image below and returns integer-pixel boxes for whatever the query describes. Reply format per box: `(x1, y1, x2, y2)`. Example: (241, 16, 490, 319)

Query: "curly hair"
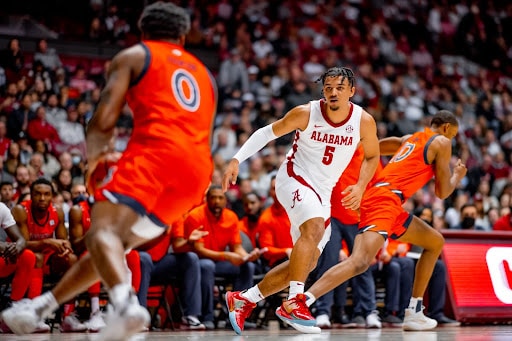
(316, 67, 355, 87)
(138, 1, 190, 40)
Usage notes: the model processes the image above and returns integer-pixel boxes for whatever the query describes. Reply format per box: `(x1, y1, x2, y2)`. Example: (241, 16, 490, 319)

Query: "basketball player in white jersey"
(222, 67, 380, 334)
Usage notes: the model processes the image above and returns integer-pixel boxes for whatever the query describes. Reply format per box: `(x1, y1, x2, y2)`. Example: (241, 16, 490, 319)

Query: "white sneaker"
(96, 293, 150, 341)
(181, 315, 206, 330)
(0, 299, 41, 335)
(403, 307, 438, 331)
(315, 314, 331, 329)
(86, 311, 107, 332)
(366, 310, 382, 329)
(283, 319, 322, 334)
(60, 314, 88, 332)
(34, 320, 51, 333)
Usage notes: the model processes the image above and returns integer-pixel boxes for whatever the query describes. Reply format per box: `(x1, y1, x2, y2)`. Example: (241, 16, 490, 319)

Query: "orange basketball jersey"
(96, 40, 216, 226)
(374, 127, 438, 200)
(125, 40, 216, 158)
(331, 145, 383, 224)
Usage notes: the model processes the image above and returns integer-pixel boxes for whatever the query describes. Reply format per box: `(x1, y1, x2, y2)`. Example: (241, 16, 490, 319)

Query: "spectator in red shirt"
(493, 209, 512, 231)
(0, 120, 11, 157)
(27, 106, 61, 151)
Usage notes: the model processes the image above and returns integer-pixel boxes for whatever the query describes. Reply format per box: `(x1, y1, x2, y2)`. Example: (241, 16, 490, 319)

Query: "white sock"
(241, 285, 265, 303)
(288, 281, 305, 300)
(304, 291, 316, 307)
(109, 283, 132, 308)
(124, 256, 132, 285)
(33, 292, 59, 319)
(90, 296, 100, 315)
(408, 297, 423, 313)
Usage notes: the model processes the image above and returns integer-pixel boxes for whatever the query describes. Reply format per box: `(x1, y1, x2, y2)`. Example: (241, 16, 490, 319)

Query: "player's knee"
(427, 231, 445, 252)
(84, 227, 108, 252)
(200, 259, 215, 276)
(18, 249, 36, 267)
(352, 261, 370, 275)
(300, 221, 325, 243)
(350, 255, 372, 275)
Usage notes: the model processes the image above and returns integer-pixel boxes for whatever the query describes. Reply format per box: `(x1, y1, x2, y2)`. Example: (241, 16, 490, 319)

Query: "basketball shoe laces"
(233, 294, 256, 319)
(283, 294, 313, 320)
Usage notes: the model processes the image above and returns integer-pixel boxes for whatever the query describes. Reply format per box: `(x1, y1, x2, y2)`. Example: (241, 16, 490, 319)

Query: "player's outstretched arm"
(221, 104, 310, 191)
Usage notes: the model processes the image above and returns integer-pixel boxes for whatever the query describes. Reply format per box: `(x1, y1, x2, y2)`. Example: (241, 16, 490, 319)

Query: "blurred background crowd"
(0, 0, 511, 333)
(1, 0, 511, 231)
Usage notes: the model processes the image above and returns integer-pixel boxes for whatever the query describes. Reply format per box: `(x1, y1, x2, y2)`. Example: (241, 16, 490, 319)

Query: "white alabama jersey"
(283, 99, 362, 203)
(0, 202, 16, 230)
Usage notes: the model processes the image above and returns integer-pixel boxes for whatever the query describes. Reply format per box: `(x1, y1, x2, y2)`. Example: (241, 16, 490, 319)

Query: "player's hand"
(222, 159, 240, 192)
(47, 239, 73, 255)
(379, 251, 392, 263)
(453, 159, 467, 180)
(2, 243, 18, 262)
(85, 152, 121, 195)
(395, 243, 408, 256)
(341, 184, 364, 210)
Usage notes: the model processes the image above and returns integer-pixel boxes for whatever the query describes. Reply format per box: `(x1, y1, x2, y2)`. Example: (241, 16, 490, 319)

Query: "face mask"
(72, 155, 81, 165)
(72, 194, 87, 205)
(461, 217, 475, 229)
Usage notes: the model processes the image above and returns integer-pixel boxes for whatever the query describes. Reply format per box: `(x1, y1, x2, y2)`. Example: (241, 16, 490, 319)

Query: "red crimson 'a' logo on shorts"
(291, 189, 302, 208)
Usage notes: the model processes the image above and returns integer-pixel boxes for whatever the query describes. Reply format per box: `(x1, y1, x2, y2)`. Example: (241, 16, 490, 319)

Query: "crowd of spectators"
(0, 0, 511, 332)
(201, 0, 512, 233)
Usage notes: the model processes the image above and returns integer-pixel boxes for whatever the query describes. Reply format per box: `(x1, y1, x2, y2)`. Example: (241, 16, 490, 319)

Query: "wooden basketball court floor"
(2, 325, 512, 341)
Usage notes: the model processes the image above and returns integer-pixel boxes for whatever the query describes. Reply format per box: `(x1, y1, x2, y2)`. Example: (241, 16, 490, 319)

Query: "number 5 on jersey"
(323, 146, 335, 165)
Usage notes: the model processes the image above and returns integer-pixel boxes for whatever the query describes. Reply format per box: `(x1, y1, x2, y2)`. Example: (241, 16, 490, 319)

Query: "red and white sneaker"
(225, 291, 256, 335)
(276, 294, 316, 327)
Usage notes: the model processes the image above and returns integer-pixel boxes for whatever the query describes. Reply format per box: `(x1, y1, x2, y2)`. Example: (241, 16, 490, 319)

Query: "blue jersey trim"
(130, 43, 151, 87)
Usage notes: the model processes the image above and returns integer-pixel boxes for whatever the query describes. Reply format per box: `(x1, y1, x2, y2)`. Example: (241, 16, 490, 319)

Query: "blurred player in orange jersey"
(298, 110, 467, 333)
(1, 2, 217, 339)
